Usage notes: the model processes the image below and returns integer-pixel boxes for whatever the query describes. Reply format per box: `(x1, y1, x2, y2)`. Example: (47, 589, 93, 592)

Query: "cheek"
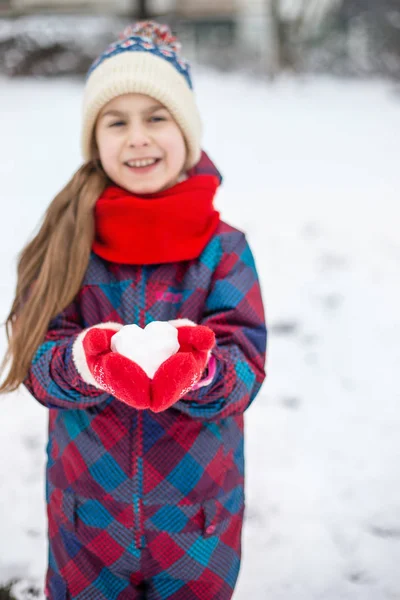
(163, 131, 187, 166)
(96, 129, 116, 156)
(98, 139, 119, 166)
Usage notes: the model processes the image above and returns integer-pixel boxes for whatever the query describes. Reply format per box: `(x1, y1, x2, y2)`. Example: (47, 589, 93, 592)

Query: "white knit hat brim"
(81, 52, 202, 169)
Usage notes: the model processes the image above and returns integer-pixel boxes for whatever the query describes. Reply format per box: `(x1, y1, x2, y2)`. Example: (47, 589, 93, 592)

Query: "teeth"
(126, 158, 157, 168)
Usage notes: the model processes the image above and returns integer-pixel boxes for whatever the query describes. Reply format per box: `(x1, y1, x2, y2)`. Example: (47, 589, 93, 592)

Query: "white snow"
(110, 322, 180, 378)
(0, 70, 399, 599)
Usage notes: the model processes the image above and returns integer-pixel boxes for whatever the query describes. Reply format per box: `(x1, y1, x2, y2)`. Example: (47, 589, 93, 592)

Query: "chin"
(121, 181, 162, 195)
(127, 177, 180, 196)
(138, 185, 164, 195)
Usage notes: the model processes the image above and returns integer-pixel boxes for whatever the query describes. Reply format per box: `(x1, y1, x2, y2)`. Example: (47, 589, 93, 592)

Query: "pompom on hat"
(81, 21, 202, 169)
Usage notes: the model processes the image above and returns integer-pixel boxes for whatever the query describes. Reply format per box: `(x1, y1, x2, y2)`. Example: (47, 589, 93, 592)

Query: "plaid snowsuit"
(24, 217, 267, 599)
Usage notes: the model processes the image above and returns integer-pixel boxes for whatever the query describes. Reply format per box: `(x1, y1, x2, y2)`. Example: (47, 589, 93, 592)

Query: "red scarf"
(92, 173, 220, 265)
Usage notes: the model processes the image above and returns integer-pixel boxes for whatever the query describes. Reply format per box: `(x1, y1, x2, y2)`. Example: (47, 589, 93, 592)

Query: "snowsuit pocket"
(50, 489, 135, 563)
(145, 487, 245, 586)
(202, 486, 245, 538)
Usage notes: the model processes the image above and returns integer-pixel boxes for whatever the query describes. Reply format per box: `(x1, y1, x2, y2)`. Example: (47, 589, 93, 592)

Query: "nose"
(127, 122, 150, 148)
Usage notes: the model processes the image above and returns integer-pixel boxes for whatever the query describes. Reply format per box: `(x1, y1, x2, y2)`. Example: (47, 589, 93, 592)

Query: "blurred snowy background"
(0, 1, 400, 599)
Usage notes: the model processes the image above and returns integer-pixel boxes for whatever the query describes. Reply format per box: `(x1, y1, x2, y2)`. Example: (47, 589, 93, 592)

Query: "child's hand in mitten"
(151, 321, 215, 412)
(109, 320, 215, 412)
(73, 320, 215, 413)
(73, 324, 151, 410)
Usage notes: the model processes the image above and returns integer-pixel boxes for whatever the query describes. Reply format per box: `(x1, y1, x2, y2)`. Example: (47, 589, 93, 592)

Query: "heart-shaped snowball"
(110, 321, 180, 379)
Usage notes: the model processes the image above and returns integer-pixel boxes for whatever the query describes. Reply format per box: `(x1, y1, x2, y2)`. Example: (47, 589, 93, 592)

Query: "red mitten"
(73, 324, 151, 410)
(151, 324, 215, 412)
(73, 321, 215, 413)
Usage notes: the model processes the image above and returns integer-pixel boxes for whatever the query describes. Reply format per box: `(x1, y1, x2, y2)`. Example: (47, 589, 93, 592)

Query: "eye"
(150, 115, 167, 122)
(109, 121, 125, 127)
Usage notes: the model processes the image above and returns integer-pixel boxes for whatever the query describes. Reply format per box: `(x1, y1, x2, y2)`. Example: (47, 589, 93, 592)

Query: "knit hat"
(81, 21, 202, 169)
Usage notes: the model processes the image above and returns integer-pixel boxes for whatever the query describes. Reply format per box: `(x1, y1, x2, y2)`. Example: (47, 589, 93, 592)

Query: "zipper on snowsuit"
(134, 266, 146, 549)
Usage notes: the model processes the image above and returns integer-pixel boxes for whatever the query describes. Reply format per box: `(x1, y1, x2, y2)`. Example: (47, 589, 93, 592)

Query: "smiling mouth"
(124, 158, 161, 169)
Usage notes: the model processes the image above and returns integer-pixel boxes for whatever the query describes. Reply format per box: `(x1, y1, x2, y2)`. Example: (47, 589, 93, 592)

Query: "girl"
(0, 21, 267, 600)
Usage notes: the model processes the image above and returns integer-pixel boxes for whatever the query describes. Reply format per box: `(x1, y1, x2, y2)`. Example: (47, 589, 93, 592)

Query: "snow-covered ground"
(0, 70, 399, 599)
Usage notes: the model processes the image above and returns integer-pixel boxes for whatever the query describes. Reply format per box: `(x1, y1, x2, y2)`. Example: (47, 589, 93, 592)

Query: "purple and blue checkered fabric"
(24, 158, 267, 599)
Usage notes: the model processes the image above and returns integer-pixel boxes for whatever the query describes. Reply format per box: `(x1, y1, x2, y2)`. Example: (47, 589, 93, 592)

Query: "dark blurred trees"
(1, 0, 400, 79)
(335, 0, 400, 77)
(265, 0, 400, 78)
(266, 0, 341, 75)
(136, 0, 151, 19)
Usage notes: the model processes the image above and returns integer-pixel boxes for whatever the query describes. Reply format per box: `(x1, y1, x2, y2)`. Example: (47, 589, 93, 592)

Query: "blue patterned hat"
(87, 22, 193, 88)
(81, 21, 202, 169)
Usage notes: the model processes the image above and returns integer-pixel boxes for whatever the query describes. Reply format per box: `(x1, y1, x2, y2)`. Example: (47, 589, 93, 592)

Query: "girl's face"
(95, 93, 187, 195)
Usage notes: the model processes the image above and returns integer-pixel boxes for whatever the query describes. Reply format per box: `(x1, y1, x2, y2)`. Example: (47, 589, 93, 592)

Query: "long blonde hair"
(0, 152, 110, 393)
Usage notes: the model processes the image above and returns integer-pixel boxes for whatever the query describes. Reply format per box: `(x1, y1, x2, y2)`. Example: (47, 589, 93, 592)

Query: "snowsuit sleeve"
(174, 232, 267, 421)
(23, 298, 111, 410)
